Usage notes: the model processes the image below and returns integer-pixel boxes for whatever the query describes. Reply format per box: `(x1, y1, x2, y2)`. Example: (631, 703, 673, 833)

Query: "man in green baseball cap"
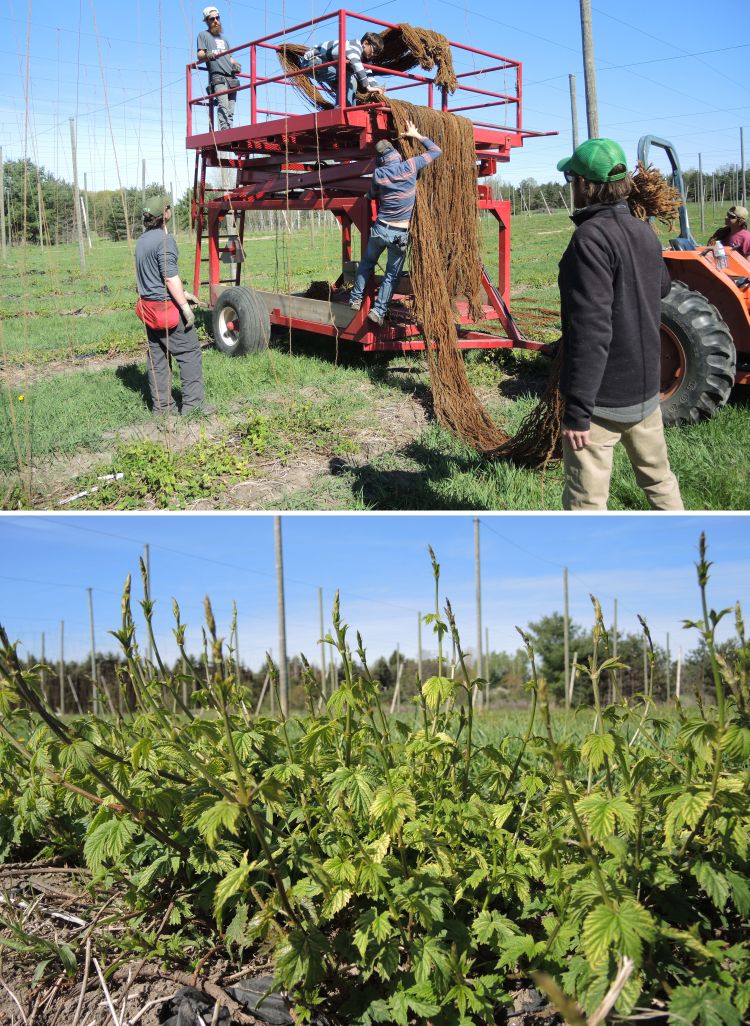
(134, 193, 210, 416)
(555, 138, 683, 510)
(556, 137, 628, 184)
(142, 193, 172, 220)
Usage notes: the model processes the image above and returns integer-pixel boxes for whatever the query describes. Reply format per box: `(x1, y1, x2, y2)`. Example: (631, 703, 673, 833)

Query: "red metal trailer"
(186, 11, 553, 355)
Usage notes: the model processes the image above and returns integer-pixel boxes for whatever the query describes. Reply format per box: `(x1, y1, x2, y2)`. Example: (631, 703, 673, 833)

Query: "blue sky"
(0, 514, 746, 669)
(3, 0, 749, 198)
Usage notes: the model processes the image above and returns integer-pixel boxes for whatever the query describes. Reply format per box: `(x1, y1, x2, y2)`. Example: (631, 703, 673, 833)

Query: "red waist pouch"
(136, 297, 180, 331)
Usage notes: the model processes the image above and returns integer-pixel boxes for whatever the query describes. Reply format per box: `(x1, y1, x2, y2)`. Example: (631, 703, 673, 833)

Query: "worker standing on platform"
(300, 32, 386, 106)
(135, 194, 209, 417)
(349, 120, 441, 326)
(197, 6, 242, 131)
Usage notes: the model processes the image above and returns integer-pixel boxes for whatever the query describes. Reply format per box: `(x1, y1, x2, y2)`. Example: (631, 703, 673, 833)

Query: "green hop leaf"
(582, 899, 655, 967)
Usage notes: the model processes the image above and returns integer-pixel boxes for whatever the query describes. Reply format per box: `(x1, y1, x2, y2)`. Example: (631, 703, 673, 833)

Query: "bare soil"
(0, 863, 565, 1026)
(10, 379, 434, 510)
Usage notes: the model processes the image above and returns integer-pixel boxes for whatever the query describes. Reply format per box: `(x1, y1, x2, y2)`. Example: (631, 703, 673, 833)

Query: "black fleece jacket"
(558, 201, 672, 431)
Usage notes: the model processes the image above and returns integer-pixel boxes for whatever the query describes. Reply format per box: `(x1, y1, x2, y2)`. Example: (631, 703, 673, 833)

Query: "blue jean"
(300, 56, 357, 106)
(350, 221, 409, 317)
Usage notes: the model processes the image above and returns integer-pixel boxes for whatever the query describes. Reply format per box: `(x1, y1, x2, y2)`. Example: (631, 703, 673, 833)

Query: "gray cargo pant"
(209, 76, 236, 130)
(145, 319, 205, 414)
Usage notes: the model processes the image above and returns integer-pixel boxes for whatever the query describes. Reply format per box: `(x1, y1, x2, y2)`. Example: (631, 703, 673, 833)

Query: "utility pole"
(741, 127, 747, 207)
(59, 620, 65, 715)
(318, 587, 327, 696)
(80, 193, 91, 249)
(568, 74, 579, 208)
(0, 147, 7, 261)
(141, 159, 146, 213)
(484, 627, 490, 708)
(69, 118, 86, 272)
(274, 516, 289, 716)
(37, 176, 45, 249)
(676, 646, 682, 700)
(665, 633, 671, 701)
(87, 588, 99, 715)
(612, 598, 618, 704)
(563, 567, 570, 701)
(579, 0, 599, 138)
(698, 153, 705, 234)
(643, 636, 649, 699)
(389, 644, 403, 715)
(83, 171, 90, 233)
(568, 650, 578, 708)
(474, 518, 482, 707)
(417, 611, 423, 684)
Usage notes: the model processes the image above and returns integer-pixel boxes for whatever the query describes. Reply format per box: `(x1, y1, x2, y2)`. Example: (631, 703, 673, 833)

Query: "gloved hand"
(303, 48, 316, 62)
(180, 302, 196, 328)
(183, 291, 199, 305)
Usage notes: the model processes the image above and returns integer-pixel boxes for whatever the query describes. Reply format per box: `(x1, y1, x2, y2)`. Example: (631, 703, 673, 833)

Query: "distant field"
(1, 203, 748, 510)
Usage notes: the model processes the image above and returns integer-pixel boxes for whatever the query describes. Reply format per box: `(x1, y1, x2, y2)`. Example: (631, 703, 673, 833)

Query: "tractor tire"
(660, 280, 736, 426)
(212, 286, 270, 357)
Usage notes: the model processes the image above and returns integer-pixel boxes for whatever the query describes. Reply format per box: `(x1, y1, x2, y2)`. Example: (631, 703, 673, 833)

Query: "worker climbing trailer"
(186, 11, 552, 357)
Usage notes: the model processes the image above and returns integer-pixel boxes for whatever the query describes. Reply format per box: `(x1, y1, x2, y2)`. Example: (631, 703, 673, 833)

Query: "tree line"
(491, 162, 748, 216)
(21, 609, 729, 716)
(3, 157, 747, 246)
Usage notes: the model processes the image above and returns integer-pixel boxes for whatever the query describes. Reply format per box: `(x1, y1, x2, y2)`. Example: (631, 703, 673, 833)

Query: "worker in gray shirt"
(135, 194, 209, 416)
(197, 5, 241, 130)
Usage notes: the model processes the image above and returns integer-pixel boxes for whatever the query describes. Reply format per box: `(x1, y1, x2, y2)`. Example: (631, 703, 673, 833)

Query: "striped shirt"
(370, 140, 442, 224)
(305, 38, 373, 91)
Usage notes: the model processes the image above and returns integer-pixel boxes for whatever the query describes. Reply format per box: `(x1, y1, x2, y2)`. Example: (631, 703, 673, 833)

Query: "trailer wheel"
(212, 286, 270, 356)
(660, 281, 736, 425)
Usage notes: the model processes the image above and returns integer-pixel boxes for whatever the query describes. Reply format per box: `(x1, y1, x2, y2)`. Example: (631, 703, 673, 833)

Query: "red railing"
(186, 9, 523, 139)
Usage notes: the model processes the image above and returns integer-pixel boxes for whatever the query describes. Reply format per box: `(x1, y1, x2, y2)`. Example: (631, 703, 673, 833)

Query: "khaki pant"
(563, 407, 684, 511)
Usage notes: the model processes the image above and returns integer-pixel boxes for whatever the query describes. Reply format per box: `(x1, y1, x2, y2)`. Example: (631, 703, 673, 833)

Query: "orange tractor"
(642, 136, 750, 424)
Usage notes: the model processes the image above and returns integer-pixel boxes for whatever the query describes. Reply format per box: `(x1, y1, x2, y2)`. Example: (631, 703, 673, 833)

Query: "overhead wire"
(591, 6, 750, 98)
(27, 515, 421, 616)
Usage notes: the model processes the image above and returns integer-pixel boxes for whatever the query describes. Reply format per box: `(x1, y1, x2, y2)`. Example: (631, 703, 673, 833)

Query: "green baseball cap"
(143, 193, 172, 218)
(557, 138, 628, 183)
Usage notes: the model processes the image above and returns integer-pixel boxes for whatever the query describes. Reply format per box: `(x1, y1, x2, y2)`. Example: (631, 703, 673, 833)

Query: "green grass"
(1, 204, 748, 510)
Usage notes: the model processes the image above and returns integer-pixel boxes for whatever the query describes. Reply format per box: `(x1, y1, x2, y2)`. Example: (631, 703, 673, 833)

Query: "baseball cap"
(143, 193, 171, 218)
(729, 205, 748, 221)
(202, 6, 220, 19)
(374, 140, 395, 156)
(557, 138, 628, 184)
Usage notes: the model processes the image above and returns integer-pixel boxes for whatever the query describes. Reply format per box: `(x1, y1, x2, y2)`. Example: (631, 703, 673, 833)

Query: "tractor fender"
(663, 251, 750, 358)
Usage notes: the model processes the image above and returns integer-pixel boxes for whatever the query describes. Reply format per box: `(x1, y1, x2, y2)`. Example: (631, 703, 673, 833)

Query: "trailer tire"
(212, 286, 270, 356)
(660, 280, 736, 425)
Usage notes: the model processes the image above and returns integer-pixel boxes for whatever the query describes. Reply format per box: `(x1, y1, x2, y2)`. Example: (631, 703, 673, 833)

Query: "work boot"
(367, 310, 384, 326)
(349, 297, 362, 311)
(182, 403, 218, 419)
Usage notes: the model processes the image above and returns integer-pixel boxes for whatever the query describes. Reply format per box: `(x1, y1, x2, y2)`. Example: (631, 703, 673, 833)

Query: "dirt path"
(16, 383, 432, 510)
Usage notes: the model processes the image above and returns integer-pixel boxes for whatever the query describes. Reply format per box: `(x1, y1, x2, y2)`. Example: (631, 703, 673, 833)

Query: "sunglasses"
(563, 170, 577, 183)
(207, 15, 219, 21)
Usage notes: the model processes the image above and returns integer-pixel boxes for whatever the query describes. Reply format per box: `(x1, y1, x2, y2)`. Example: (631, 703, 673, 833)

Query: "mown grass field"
(1, 203, 748, 510)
